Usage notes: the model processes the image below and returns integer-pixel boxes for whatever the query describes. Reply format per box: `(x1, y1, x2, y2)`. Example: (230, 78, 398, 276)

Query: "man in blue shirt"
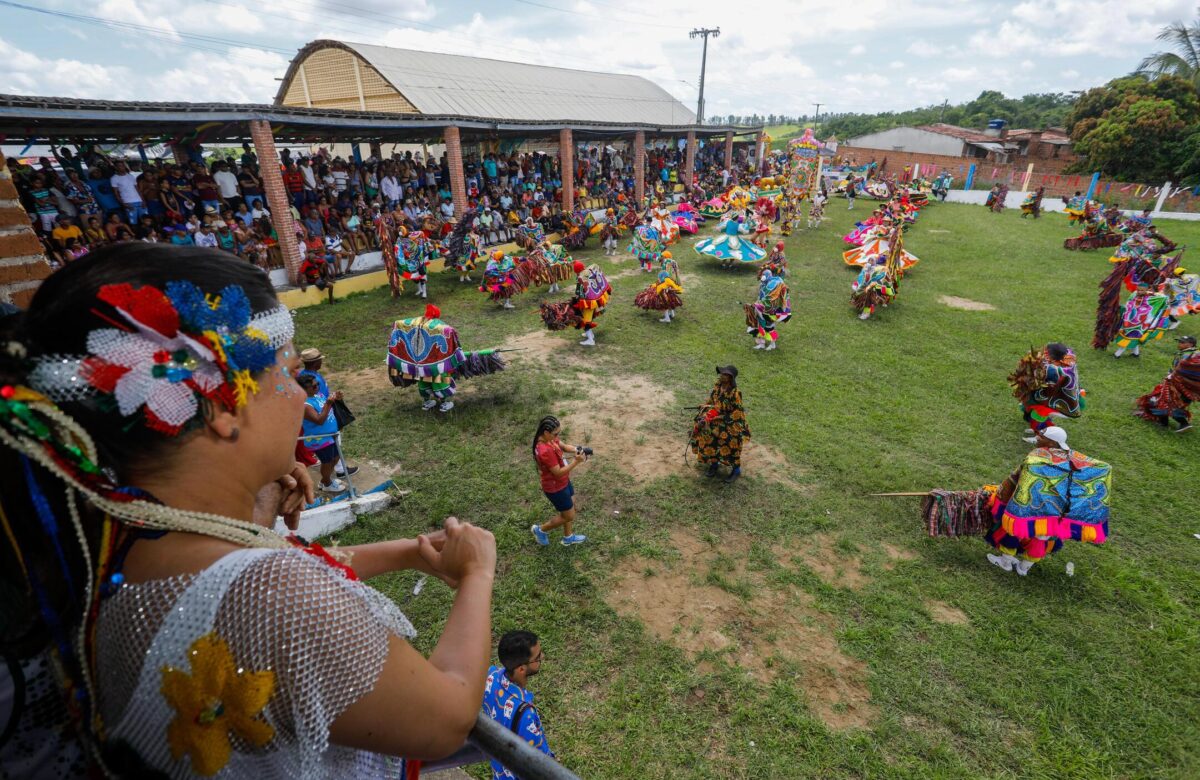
(482, 631, 555, 779)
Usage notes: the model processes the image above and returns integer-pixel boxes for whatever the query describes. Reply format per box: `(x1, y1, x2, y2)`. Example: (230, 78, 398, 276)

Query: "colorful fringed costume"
(744, 270, 791, 349)
(560, 210, 589, 251)
(388, 305, 506, 411)
(1020, 187, 1044, 219)
(695, 216, 767, 268)
(541, 263, 611, 346)
(1009, 346, 1085, 433)
(1166, 269, 1200, 323)
(1135, 341, 1200, 430)
(986, 446, 1111, 569)
(1064, 202, 1122, 250)
(673, 203, 700, 235)
(515, 220, 546, 250)
(630, 222, 664, 272)
(397, 228, 433, 299)
(634, 254, 683, 321)
(763, 243, 788, 278)
(599, 210, 621, 256)
(480, 250, 521, 308)
(991, 184, 1008, 213)
(1092, 235, 1179, 354)
(689, 380, 750, 470)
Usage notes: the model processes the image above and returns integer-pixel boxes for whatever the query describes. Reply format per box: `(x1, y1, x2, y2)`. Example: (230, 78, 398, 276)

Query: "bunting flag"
(1120, 184, 1135, 192)
(990, 167, 998, 178)
(1103, 182, 1112, 193)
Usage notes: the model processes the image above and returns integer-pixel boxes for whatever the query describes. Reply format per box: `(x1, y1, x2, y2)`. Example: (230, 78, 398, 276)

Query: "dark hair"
(0, 244, 279, 661)
(1046, 342, 1070, 361)
(297, 373, 318, 390)
(498, 630, 539, 672)
(531, 415, 560, 460)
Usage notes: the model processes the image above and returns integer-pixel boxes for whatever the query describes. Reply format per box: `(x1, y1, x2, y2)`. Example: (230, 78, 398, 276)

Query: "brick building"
(845, 122, 1076, 167)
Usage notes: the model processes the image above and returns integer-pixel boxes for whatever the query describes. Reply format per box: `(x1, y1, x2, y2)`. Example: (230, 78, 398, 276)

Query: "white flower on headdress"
(87, 328, 224, 431)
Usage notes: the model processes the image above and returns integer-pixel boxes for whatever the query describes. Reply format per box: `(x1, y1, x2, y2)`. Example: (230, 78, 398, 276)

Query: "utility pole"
(689, 27, 720, 124)
(939, 99, 948, 122)
(812, 102, 823, 126)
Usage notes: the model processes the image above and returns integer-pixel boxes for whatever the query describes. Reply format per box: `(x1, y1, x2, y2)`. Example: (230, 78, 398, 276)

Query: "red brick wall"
(0, 156, 52, 309)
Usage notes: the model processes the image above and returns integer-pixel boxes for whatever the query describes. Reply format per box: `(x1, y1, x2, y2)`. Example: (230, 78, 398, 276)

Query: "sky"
(0, 0, 1195, 120)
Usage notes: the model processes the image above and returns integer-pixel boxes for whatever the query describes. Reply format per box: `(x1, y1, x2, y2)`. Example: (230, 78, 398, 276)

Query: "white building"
(844, 124, 1007, 160)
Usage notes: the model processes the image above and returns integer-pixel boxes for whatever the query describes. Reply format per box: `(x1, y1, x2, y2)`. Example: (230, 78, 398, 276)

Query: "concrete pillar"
(443, 125, 468, 220)
(758, 131, 768, 175)
(249, 120, 302, 285)
(633, 130, 646, 206)
(559, 128, 575, 212)
(723, 131, 733, 171)
(683, 130, 696, 189)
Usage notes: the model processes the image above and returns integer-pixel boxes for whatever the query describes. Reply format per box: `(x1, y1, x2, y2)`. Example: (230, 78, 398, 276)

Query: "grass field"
(295, 202, 1200, 779)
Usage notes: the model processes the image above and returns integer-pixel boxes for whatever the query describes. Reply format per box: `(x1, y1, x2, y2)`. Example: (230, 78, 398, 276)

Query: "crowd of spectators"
(11, 137, 750, 276)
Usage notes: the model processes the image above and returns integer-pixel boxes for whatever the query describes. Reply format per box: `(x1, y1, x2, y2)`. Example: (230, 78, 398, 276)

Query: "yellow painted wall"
(280, 47, 418, 114)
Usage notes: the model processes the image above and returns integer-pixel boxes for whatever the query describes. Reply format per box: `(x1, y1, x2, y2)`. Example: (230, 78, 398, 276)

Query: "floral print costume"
(690, 383, 750, 468)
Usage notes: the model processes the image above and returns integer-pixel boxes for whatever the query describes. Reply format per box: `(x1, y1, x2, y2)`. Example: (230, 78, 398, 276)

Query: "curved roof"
(276, 39, 697, 126)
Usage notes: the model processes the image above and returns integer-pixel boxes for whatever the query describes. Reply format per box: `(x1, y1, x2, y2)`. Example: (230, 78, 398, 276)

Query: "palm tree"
(1135, 11, 1200, 89)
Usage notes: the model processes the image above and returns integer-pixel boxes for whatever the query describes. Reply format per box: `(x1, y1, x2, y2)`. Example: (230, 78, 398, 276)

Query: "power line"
(509, 0, 686, 30)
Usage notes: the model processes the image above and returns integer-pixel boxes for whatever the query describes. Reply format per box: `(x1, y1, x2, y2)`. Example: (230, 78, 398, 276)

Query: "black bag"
(332, 398, 356, 429)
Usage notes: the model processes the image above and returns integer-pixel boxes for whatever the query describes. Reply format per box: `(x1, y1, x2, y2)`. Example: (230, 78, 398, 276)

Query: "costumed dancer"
(984, 427, 1110, 575)
(388, 304, 507, 413)
(1092, 234, 1179, 355)
(439, 212, 480, 283)
(1020, 186, 1045, 219)
(673, 202, 700, 235)
(688, 365, 750, 483)
(751, 197, 775, 248)
(537, 241, 575, 294)
(1134, 334, 1199, 432)
(397, 226, 430, 299)
(763, 241, 788, 278)
(540, 262, 612, 347)
(807, 190, 826, 228)
(634, 250, 683, 323)
(516, 217, 546, 250)
(599, 208, 621, 256)
(481, 249, 519, 310)
(695, 214, 767, 270)
(631, 216, 664, 272)
(1112, 287, 1171, 358)
(744, 269, 791, 350)
(991, 184, 1008, 213)
(649, 201, 679, 244)
(1064, 191, 1087, 225)
(851, 254, 895, 320)
(1008, 343, 1086, 441)
(560, 209, 588, 251)
(1166, 266, 1200, 329)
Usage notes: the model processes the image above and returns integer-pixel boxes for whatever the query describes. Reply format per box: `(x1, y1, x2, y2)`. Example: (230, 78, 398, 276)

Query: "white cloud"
(850, 44, 866, 55)
(0, 38, 132, 98)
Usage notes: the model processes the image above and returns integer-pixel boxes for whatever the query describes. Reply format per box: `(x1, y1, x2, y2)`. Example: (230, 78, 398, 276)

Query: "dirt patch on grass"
(502, 328, 585, 367)
(788, 533, 868, 590)
(927, 600, 969, 625)
(325, 366, 394, 407)
(557, 372, 810, 490)
(607, 529, 876, 730)
(882, 543, 918, 571)
(939, 295, 996, 311)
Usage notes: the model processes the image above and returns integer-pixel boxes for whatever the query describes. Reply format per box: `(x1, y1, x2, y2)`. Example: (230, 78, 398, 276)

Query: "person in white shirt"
(213, 162, 241, 208)
(193, 223, 218, 248)
(721, 168, 730, 187)
(110, 161, 145, 223)
(381, 173, 403, 208)
(440, 197, 455, 219)
(300, 159, 318, 203)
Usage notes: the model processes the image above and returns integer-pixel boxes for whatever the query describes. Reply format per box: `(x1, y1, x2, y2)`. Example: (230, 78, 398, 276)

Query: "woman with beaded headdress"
(0, 245, 497, 777)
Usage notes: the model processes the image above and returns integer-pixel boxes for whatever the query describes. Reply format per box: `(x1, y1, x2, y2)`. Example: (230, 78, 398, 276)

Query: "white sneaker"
(422, 399, 438, 410)
(765, 340, 776, 350)
(1014, 559, 1035, 576)
(986, 553, 1016, 572)
(438, 400, 454, 413)
(579, 331, 596, 346)
(753, 338, 766, 349)
(1022, 436, 1038, 443)
(1113, 347, 1125, 358)
(1023, 428, 1035, 435)
(659, 314, 672, 323)
(858, 311, 871, 320)
(320, 479, 346, 493)
(502, 300, 515, 309)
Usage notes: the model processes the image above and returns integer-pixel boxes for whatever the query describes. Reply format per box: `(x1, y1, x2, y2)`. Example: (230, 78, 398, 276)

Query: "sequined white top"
(96, 548, 415, 779)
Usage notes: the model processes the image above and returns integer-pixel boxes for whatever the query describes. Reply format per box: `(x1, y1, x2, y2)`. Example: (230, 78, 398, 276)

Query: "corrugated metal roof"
(336, 41, 696, 126)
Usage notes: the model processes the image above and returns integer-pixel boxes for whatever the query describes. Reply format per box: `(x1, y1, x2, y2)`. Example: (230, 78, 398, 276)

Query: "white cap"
(1040, 426, 1069, 450)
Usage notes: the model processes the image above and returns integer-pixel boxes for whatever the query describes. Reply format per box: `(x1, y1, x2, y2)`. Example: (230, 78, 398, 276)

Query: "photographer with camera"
(530, 415, 589, 546)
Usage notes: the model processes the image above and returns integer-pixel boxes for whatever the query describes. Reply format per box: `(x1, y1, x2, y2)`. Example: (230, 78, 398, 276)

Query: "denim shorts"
(544, 481, 574, 512)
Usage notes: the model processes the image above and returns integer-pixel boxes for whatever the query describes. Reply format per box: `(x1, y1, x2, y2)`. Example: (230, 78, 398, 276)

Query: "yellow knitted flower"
(161, 633, 276, 776)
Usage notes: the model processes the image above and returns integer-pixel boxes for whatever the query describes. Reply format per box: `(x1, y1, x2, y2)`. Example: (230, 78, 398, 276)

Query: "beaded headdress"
(28, 281, 293, 435)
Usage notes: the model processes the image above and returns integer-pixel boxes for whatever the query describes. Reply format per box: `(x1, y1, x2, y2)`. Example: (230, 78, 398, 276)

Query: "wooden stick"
(869, 491, 931, 497)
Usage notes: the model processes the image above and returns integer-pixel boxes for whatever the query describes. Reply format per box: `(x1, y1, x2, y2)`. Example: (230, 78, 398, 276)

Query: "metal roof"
(0, 94, 758, 145)
(281, 40, 697, 126)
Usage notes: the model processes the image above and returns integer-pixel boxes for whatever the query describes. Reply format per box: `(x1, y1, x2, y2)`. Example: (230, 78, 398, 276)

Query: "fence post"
(964, 163, 976, 190)
(1084, 171, 1100, 201)
(1152, 180, 1172, 216)
(1021, 163, 1033, 194)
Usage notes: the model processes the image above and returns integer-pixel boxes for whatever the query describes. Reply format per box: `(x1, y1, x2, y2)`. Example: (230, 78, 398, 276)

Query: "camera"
(576, 446, 593, 457)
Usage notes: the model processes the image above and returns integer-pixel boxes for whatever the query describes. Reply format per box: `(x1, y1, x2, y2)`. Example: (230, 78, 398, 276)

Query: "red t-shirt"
(283, 170, 304, 193)
(535, 440, 569, 493)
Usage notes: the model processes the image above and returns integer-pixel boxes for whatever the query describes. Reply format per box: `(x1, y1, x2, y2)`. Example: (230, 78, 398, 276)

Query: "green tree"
(1135, 11, 1200, 89)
